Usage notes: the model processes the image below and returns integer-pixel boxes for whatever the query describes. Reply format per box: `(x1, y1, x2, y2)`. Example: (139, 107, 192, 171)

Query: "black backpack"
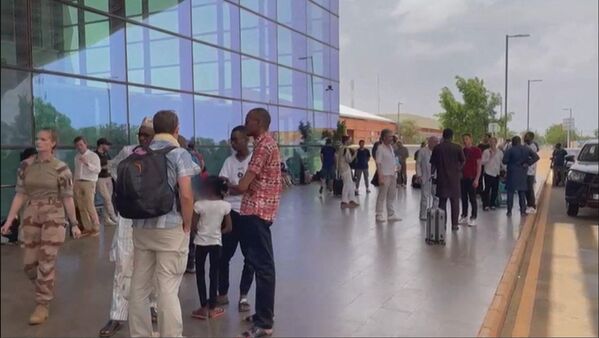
(114, 145, 177, 219)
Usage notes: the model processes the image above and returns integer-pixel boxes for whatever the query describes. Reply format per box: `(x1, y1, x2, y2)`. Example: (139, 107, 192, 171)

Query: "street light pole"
(397, 101, 403, 133)
(563, 107, 573, 147)
(526, 79, 542, 131)
(299, 56, 315, 125)
(504, 33, 530, 139)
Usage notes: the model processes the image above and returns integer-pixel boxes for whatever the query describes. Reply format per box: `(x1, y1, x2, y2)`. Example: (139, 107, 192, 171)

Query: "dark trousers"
(439, 196, 460, 227)
(187, 232, 196, 270)
(553, 166, 566, 186)
(460, 178, 478, 218)
(483, 174, 500, 208)
(195, 245, 221, 308)
(507, 190, 527, 214)
(219, 211, 254, 296)
(239, 215, 275, 330)
(526, 175, 536, 208)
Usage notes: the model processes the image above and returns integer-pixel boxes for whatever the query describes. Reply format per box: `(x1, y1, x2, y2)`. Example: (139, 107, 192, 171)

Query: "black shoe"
(506, 211, 512, 217)
(319, 186, 323, 194)
(451, 225, 459, 231)
(99, 320, 122, 337)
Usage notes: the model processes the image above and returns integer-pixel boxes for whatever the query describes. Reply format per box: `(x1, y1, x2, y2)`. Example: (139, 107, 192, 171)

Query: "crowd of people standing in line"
(1, 108, 282, 338)
(317, 128, 541, 229)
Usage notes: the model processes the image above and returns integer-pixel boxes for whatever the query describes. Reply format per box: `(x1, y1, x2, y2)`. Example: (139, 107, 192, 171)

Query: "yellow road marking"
(512, 179, 552, 337)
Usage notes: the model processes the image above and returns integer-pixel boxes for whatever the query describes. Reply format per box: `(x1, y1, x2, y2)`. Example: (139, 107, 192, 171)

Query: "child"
(191, 176, 233, 320)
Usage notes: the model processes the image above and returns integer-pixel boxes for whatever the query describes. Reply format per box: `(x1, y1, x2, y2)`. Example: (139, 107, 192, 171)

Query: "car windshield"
(578, 144, 599, 162)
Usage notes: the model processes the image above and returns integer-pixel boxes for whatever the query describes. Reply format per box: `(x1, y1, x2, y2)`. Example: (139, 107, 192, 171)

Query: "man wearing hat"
(99, 119, 158, 337)
(95, 137, 118, 227)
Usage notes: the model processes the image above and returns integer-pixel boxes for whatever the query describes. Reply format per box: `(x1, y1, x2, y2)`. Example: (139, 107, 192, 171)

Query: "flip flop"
(209, 307, 225, 319)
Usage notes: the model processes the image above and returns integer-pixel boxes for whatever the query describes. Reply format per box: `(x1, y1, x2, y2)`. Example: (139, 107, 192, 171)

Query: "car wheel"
(567, 203, 579, 217)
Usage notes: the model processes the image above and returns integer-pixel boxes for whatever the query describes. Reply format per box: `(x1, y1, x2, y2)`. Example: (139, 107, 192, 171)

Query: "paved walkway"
(1, 170, 545, 337)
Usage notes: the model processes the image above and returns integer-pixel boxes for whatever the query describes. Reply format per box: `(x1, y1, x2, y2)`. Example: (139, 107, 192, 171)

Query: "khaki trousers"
(129, 226, 188, 337)
(21, 199, 66, 305)
(96, 177, 117, 225)
(74, 180, 99, 231)
(376, 175, 397, 218)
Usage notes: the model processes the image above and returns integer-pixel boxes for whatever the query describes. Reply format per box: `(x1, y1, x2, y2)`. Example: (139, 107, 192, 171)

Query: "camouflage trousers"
(21, 198, 66, 305)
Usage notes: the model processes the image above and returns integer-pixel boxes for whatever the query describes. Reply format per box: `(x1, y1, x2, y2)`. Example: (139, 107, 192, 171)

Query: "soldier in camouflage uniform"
(2, 129, 82, 325)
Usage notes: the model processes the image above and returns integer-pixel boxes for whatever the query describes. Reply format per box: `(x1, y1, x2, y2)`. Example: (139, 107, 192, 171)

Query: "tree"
(398, 119, 423, 144)
(545, 124, 579, 146)
(437, 76, 502, 142)
(594, 129, 599, 138)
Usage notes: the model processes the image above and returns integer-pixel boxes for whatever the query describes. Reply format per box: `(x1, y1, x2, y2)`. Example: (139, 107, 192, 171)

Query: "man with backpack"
(118, 110, 200, 337)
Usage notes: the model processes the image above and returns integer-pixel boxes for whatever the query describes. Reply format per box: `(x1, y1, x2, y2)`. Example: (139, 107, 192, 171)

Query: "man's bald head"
(245, 107, 271, 137)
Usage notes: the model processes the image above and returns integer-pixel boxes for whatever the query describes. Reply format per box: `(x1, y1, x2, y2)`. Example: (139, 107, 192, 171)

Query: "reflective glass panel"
(193, 42, 241, 98)
(330, 0, 339, 15)
(277, 0, 306, 33)
(126, 22, 192, 91)
(330, 15, 339, 48)
(195, 96, 242, 146)
(125, 0, 191, 36)
(241, 57, 278, 103)
(1, 0, 28, 66)
(31, 0, 126, 81)
(278, 67, 309, 109)
(1, 69, 33, 145)
(278, 107, 308, 145)
(32, 73, 128, 146)
(192, 0, 240, 50)
(307, 39, 330, 78)
(307, 1, 329, 43)
(240, 10, 276, 61)
(128, 85, 194, 142)
(240, 0, 276, 17)
(277, 26, 307, 71)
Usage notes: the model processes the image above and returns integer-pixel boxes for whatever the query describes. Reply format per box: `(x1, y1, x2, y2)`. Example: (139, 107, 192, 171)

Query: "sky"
(339, 0, 599, 136)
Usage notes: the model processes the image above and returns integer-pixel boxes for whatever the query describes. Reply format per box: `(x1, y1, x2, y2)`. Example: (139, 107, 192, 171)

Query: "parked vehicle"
(565, 140, 599, 216)
(564, 148, 580, 170)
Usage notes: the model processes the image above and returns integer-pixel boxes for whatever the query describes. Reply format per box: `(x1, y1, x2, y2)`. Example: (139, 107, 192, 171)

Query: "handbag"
(371, 170, 379, 187)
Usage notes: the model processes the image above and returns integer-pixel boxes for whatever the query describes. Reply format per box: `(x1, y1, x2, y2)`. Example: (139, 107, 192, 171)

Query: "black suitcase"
(333, 178, 343, 196)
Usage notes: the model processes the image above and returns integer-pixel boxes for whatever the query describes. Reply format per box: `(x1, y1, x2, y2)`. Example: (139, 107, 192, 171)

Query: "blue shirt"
(131, 139, 201, 229)
(355, 148, 371, 169)
(321, 145, 336, 169)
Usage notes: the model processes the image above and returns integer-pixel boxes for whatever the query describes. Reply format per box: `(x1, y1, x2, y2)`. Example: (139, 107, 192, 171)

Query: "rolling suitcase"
(333, 178, 343, 196)
(425, 184, 446, 245)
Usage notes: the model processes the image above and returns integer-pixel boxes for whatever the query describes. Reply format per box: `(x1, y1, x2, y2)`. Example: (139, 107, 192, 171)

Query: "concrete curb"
(477, 171, 550, 337)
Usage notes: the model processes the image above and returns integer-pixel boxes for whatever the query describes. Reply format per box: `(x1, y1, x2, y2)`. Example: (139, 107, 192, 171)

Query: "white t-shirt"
(526, 142, 539, 175)
(219, 153, 251, 212)
(193, 200, 231, 246)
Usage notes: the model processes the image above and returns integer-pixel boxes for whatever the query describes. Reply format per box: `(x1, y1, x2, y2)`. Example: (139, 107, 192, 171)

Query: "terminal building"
(0, 0, 340, 215)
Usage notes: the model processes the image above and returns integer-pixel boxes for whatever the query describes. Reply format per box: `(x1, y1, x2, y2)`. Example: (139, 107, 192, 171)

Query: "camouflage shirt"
(15, 156, 74, 199)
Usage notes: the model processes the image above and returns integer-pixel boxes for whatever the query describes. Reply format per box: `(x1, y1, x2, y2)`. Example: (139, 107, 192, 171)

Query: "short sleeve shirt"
(193, 200, 231, 246)
(240, 133, 282, 222)
(462, 147, 482, 179)
(219, 153, 252, 212)
(320, 146, 336, 169)
(16, 156, 73, 199)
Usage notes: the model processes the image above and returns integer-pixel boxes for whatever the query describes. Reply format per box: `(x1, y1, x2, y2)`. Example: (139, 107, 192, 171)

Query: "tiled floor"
(1, 171, 539, 337)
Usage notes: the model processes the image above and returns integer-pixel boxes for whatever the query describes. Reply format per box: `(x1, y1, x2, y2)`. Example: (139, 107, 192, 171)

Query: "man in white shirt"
(217, 125, 255, 312)
(481, 137, 504, 210)
(524, 132, 539, 213)
(415, 136, 439, 220)
(73, 136, 102, 236)
(375, 129, 401, 223)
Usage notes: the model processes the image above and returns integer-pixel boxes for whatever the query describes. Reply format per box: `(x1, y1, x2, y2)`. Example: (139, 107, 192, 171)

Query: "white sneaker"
(526, 207, 537, 214)
(376, 216, 386, 223)
(387, 215, 402, 222)
(468, 218, 477, 227)
(459, 216, 469, 224)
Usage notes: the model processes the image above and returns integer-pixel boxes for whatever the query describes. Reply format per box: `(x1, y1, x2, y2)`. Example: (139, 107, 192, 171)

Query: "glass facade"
(1, 0, 339, 215)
